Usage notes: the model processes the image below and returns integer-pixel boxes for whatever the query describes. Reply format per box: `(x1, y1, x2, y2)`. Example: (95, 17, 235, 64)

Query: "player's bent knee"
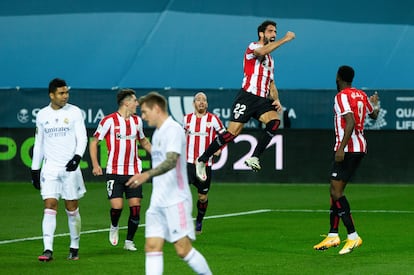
(174, 237, 193, 258)
(218, 131, 236, 145)
(265, 119, 280, 136)
(198, 194, 208, 202)
(145, 238, 163, 252)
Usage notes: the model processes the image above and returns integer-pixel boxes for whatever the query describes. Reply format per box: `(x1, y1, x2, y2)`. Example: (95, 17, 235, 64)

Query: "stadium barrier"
(1, 128, 412, 183)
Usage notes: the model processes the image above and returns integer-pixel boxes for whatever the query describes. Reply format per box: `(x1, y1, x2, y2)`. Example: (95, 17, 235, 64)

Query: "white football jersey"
(31, 103, 87, 170)
(150, 116, 191, 207)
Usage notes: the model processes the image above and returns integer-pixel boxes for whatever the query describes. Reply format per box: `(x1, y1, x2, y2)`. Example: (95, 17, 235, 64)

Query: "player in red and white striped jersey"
(314, 65, 380, 255)
(90, 89, 151, 251)
(334, 86, 374, 153)
(241, 41, 275, 98)
(183, 92, 225, 233)
(196, 20, 295, 181)
(93, 112, 145, 175)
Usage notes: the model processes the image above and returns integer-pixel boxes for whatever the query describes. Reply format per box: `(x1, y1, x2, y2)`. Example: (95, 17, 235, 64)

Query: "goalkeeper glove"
(66, 154, 82, 171)
(31, 169, 41, 190)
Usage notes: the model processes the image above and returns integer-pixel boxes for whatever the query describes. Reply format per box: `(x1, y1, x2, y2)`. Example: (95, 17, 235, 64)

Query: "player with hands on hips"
(31, 78, 88, 261)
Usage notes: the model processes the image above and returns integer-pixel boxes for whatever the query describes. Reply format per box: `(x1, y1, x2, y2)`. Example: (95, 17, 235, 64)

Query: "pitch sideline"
(1, 208, 413, 245)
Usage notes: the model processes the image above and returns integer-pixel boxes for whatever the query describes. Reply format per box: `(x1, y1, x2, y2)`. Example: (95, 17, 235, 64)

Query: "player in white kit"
(126, 92, 212, 275)
(31, 78, 87, 261)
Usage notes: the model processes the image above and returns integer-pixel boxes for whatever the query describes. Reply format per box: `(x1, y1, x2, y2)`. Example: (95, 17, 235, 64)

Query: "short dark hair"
(48, 78, 67, 94)
(138, 92, 167, 112)
(337, 65, 355, 83)
(117, 88, 136, 106)
(257, 20, 277, 39)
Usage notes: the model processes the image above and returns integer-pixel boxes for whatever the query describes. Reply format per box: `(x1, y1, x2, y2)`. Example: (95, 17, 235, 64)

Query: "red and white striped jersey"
(93, 112, 146, 175)
(241, 42, 274, 98)
(333, 87, 374, 153)
(183, 112, 225, 166)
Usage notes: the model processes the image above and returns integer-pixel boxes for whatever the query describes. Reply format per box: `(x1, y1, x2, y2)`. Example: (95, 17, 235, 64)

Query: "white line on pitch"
(1, 208, 413, 245)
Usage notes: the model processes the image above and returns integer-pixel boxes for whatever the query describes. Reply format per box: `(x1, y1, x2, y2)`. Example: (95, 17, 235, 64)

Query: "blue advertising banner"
(1, 88, 413, 130)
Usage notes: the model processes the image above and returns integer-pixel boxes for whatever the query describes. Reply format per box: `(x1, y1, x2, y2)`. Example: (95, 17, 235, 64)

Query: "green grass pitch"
(1, 182, 414, 274)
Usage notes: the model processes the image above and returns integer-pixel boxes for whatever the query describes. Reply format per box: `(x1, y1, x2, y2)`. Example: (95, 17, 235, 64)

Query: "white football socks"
(42, 208, 57, 251)
(66, 207, 81, 249)
(146, 251, 164, 275)
(183, 248, 212, 275)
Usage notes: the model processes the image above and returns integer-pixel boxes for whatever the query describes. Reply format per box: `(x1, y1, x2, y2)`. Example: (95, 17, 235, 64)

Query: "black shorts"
(330, 152, 365, 182)
(230, 89, 276, 123)
(106, 174, 143, 199)
(187, 163, 212, 195)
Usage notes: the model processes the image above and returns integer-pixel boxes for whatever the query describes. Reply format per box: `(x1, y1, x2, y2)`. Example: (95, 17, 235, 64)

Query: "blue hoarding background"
(1, 88, 413, 130)
(1, 1, 414, 90)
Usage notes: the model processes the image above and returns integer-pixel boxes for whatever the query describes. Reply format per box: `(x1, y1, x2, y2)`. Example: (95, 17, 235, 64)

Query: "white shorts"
(145, 199, 195, 243)
(40, 167, 86, 201)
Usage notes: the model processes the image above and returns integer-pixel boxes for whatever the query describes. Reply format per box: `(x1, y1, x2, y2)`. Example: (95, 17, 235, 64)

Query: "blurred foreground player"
(126, 92, 212, 274)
